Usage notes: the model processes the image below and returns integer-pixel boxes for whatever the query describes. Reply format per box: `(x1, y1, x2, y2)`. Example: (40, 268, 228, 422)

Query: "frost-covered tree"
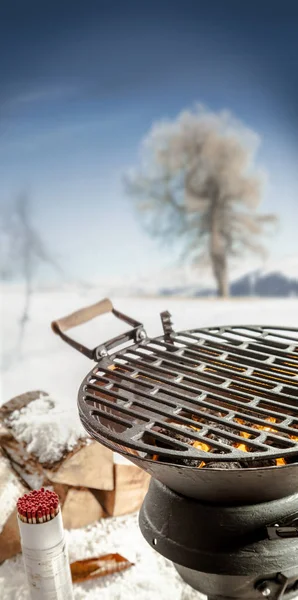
(0, 192, 61, 346)
(125, 106, 277, 297)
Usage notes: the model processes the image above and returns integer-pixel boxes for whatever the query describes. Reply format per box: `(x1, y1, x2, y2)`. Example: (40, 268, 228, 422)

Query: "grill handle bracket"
(256, 571, 298, 600)
(160, 311, 174, 339)
(267, 513, 298, 540)
(51, 298, 147, 360)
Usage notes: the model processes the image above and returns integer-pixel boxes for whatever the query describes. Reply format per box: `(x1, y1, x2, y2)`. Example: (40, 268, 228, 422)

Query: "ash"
(206, 462, 242, 469)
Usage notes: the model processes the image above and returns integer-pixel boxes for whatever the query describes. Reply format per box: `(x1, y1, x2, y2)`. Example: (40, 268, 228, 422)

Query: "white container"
(18, 511, 74, 600)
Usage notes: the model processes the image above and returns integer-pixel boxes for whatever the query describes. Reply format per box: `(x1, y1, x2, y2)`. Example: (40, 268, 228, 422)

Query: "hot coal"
(149, 423, 294, 469)
(207, 423, 237, 447)
(284, 455, 298, 465)
(149, 426, 245, 468)
(241, 458, 277, 468)
(157, 428, 194, 445)
(154, 427, 201, 467)
(164, 457, 201, 467)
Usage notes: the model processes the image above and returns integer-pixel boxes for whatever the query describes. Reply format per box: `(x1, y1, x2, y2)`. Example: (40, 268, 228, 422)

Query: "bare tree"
(1, 192, 62, 348)
(125, 106, 277, 297)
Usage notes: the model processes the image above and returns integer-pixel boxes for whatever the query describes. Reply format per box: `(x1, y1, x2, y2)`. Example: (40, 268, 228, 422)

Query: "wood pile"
(0, 447, 27, 562)
(0, 391, 150, 563)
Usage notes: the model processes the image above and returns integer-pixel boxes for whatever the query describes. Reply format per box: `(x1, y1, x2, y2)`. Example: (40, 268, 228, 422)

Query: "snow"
(2, 288, 298, 407)
(0, 513, 202, 600)
(0, 454, 24, 535)
(5, 395, 86, 464)
(1, 289, 298, 598)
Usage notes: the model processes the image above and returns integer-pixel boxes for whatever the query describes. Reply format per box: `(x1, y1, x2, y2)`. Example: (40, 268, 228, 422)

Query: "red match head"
(17, 488, 60, 522)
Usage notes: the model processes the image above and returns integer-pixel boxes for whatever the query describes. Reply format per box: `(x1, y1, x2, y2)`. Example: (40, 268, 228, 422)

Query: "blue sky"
(1, 0, 298, 284)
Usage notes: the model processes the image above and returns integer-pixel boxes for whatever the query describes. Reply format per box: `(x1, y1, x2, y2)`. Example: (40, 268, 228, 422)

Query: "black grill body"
(140, 479, 298, 600)
(77, 320, 298, 504)
(51, 300, 298, 600)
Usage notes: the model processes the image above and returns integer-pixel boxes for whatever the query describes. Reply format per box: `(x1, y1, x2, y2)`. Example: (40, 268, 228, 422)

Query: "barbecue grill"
(52, 299, 298, 600)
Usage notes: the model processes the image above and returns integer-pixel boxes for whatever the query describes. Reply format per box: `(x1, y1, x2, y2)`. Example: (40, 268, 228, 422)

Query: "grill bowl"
(51, 301, 298, 504)
(77, 323, 298, 503)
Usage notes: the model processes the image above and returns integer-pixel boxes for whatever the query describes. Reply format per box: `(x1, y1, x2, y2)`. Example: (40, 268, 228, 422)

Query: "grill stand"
(139, 479, 298, 600)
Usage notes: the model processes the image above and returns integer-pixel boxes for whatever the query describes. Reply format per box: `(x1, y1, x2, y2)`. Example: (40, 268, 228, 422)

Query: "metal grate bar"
(83, 368, 298, 455)
(93, 362, 298, 434)
(125, 342, 298, 396)
(171, 336, 298, 391)
(148, 336, 298, 379)
(88, 372, 297, 440)
(121, 341, 298, 397)
(221, 325, 298, 347)
(185, 327, 298, 360)
(114, 351, 298, 415)
(85, 381, 286, 458)
(79, 325, 298, 463)
(172, 332, 298, 372)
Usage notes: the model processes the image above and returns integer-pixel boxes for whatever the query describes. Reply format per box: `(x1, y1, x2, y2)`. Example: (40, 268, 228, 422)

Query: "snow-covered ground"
(0, 512, 202, 600)
(1, 289, 298, 599)
(2, 289, 298, 406)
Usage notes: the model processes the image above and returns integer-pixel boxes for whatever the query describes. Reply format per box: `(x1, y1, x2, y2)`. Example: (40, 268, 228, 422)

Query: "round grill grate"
(78, 324, 298, 465)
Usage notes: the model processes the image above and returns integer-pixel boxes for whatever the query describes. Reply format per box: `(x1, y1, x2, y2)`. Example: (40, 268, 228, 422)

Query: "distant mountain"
(3, 255, 297, 298)
(151, 256, 298, 298)
(231, 256, 298, 297)
(231, 272, 298, 297)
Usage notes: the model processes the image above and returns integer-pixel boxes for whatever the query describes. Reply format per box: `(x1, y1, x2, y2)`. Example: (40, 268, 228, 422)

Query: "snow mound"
(5, 395, 87, 464)
(0, 513, 202, 600)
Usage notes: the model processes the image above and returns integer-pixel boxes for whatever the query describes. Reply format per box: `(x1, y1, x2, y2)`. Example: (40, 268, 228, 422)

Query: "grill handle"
(51, 298, 146, 360)
(52, 298, 113, 333)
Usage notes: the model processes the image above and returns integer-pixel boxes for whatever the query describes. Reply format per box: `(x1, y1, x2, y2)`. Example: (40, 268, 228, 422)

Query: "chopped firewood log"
(0, 390, 47, 418)
(92, 463, 150, 517)
(1, 391, 150, 527)
(0, 432, 47, 489)
(51, 483, 69, 507)
(0, 422, 13, 445)
(0, 449, 29, 562)
(70, 553, 134, 584)
(0, 390, 49, 489)
(46, 441, 114, 491)
(1, 391, 114, 491)
(0, 509, 21, 563)
(62, 487, 106, 529)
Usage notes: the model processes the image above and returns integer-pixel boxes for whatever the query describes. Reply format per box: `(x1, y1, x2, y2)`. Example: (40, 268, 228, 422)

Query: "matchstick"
(17, 487, 74, 600)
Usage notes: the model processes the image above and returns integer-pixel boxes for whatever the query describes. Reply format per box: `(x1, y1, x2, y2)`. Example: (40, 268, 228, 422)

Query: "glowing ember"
(233, 417, 287, 467)
(276, 458, 287, 466)
(151, 415, 291, 468)
(236, 443, 249, 453)
(192, 441, 210, 453)
(17, 487, 60, 524)
(190, 415, 289, 467)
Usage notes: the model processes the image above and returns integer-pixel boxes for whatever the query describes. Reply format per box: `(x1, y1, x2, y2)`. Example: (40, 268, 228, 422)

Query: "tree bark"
(18, 241, 32, 351)
(212, 254, 229, 297)
(210, 200, 229, 298)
